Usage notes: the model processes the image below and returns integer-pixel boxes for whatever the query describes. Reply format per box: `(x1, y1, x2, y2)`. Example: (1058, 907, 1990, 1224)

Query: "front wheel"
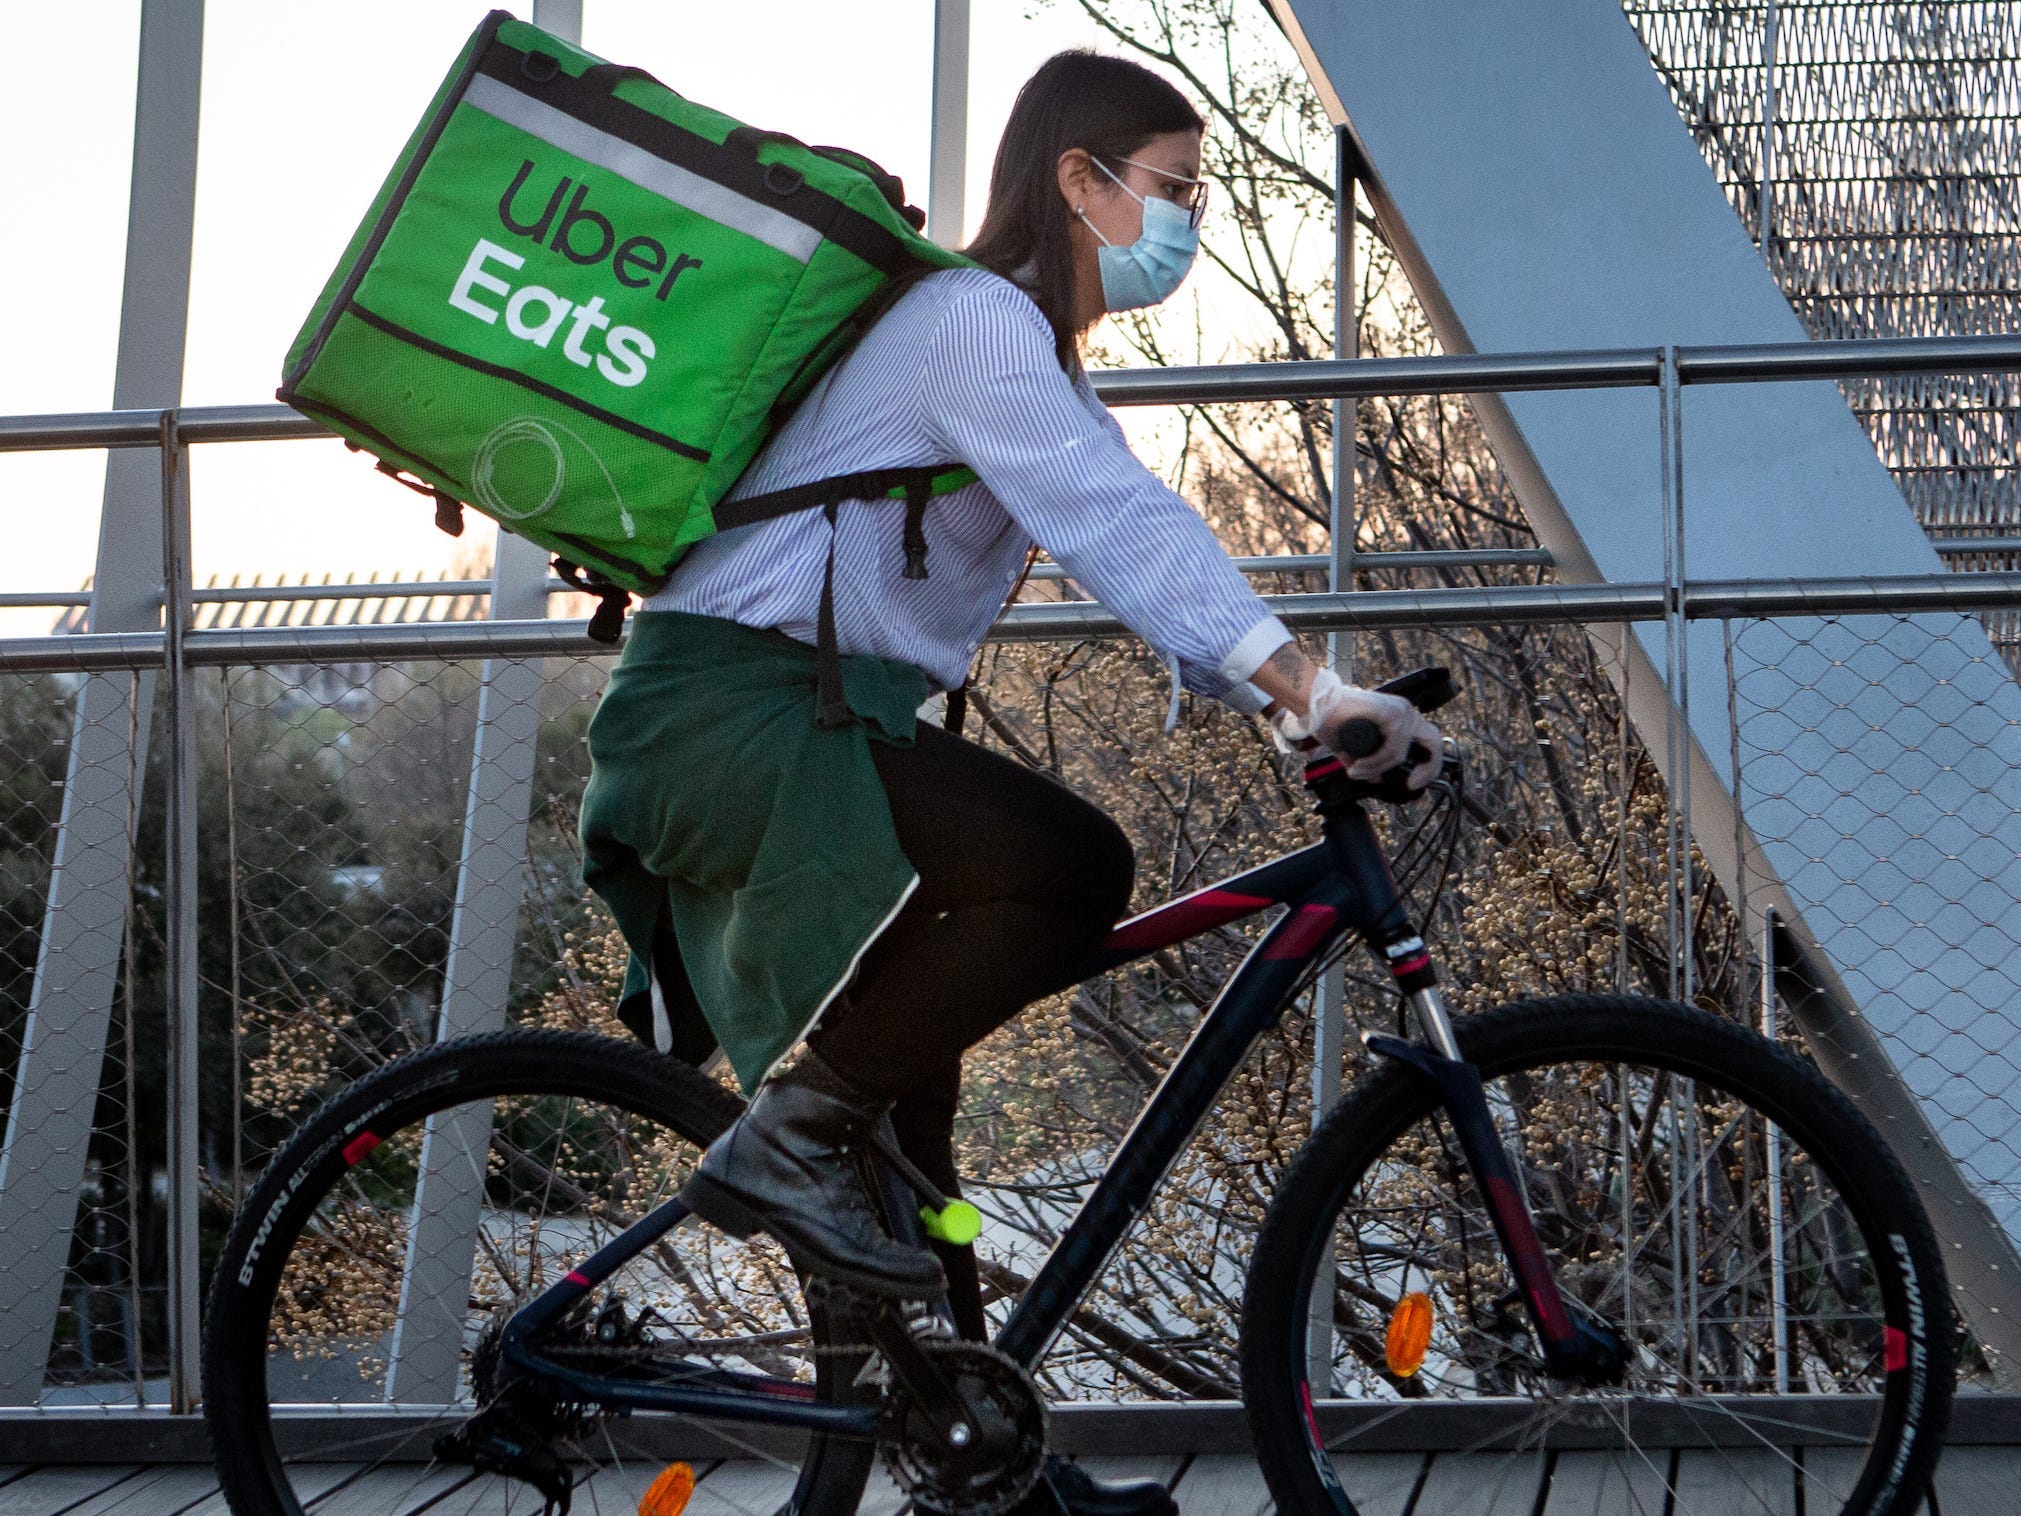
(203, 1029, 884, 1516)
(1240, 996, 1953, 1516)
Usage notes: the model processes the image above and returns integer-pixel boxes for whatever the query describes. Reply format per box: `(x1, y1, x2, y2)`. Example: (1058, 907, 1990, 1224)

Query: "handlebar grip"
(1335, 717, 1383, 758)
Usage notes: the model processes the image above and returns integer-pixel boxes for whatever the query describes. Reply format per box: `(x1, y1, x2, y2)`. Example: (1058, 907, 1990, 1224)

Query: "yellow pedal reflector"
(639, 1462, 694, 1516)
(1385, 1291, 1434, 1378)
(919, 1199, 983, 1246)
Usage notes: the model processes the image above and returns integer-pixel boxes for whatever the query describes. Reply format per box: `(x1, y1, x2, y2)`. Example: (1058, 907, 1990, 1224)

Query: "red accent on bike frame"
(1483, 1174, 1575, 1340)
(1103, 889, 1274, 951)
(1264, 904, 1339, 960)
(1885, 1326, 1909, 1372)
(341, 1132, 381, 1167)
(1389, 952, 1431, 978)
(565, 1269, 592, 1288)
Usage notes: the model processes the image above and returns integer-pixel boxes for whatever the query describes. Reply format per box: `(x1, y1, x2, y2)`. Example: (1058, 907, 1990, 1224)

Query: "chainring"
(878, 1340, 1048, 1516)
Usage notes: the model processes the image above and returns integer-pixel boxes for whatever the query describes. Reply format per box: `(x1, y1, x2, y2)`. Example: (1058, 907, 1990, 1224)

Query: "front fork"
(1366, 992, 1625, 1385)
(1326, 804, 1624, 1385)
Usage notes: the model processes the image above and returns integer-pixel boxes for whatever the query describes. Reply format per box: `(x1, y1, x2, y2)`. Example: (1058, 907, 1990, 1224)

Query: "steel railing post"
(1659, 346, 1693, 1004)
(1307, 126, 1356, 1391)
(928, 0, 970, 250)
(158, 412, 201, 1414)
(386, 0, 582, 1403)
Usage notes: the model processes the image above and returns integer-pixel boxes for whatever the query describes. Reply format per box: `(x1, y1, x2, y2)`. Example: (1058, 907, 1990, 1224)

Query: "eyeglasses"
(1101, 153, 1211, 229)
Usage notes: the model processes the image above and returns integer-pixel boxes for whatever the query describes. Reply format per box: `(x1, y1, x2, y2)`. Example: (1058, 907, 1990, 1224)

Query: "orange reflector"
(639, 1462, 695, 1516)
(1385, 1291, 1435, 1378)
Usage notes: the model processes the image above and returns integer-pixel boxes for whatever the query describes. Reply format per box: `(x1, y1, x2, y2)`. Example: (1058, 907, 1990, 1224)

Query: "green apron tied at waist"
(579, 610, 929, 1091)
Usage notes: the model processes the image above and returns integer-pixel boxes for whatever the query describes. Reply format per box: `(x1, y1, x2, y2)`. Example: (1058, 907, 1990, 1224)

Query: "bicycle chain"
(507, 1283, 1042, 1516)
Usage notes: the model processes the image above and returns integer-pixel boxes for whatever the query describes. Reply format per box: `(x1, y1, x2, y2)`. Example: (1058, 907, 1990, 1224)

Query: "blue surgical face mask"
(1078, 159, 1200, 312)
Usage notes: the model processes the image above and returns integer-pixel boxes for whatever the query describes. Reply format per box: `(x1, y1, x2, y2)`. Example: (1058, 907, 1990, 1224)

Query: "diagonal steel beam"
(0, 0, 204, 1405)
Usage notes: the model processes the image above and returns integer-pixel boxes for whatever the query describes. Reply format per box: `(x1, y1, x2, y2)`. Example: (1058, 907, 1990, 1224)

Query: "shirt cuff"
(1217, 616, 1294, 686)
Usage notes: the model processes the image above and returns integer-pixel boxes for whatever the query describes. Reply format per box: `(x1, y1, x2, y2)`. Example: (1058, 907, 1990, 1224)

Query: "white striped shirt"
(647, 267, 1291, 713)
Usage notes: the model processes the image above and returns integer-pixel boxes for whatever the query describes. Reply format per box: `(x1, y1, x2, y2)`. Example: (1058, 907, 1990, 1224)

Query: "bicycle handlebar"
(1335, 717, 1383, 758)
(1329, 666, 1457, 764)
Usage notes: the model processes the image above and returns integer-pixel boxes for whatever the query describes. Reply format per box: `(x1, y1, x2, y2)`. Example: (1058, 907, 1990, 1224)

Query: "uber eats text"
(447, 160, 707, 390)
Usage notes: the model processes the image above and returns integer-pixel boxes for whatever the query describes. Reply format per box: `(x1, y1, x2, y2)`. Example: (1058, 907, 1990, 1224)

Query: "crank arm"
(868, 1304, 979, 1450)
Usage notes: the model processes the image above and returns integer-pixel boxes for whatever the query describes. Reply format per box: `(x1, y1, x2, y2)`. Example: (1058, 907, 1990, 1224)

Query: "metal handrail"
(0, 550, 1560, 615)
(3, 571, 2013, 676)
(19, 545, 2018, 618)
(13, 545, 2011, 616)
(5, 334, 2021, 453)
(0, 332, 2007, 643)
(1932, 538, 2021, 556)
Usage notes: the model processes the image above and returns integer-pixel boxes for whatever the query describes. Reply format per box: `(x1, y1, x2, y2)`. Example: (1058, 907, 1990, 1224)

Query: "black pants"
(809, 722, 1135, 1337)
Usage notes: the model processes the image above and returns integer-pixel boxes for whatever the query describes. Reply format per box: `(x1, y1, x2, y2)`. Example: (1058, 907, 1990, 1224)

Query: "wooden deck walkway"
(0, 1448, 2014, 1515)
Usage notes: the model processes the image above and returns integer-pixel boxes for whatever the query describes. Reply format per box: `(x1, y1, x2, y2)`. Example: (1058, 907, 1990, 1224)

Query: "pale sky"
(2, 0, 1259, 631)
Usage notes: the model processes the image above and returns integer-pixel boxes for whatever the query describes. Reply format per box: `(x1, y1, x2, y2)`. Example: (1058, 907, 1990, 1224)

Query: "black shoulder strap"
(813, 501, 850, 727)
(712, 465, 969, 533)
(900, 478, 931, 581)
(715, 466, 977, 726)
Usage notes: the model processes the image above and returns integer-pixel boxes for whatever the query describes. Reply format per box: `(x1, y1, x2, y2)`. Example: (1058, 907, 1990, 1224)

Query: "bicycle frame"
(498, 757, 1613, 1437)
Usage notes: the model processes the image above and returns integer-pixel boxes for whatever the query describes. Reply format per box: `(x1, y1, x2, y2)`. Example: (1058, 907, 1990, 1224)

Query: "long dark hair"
(967, 50, 1203, 369)
(844, 52, 1202, 376)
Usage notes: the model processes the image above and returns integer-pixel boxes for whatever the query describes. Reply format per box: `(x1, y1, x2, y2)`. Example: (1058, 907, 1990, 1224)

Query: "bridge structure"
(0, 0, 2018, 1511)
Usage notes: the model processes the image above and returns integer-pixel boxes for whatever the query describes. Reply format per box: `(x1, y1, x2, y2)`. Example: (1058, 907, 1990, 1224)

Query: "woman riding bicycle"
(579, 47, 1440, 1512)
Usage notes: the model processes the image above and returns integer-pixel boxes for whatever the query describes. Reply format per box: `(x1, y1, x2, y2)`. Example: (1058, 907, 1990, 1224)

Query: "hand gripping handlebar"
(1332, 665, 1458, 763)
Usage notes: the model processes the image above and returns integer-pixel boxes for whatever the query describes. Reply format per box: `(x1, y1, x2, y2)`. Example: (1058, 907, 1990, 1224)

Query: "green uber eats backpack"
(281, 9, 977, 722)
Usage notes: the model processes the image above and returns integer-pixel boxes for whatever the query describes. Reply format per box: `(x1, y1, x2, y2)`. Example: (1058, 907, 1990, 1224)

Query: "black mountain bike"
(204, 668, 1954, 1516)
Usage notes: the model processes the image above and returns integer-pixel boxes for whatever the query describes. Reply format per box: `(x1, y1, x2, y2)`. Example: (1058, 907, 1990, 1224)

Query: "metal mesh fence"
(0, 673, 161, 1402)
(218, 656, 613, 1188)
(8, 594, 1935, 1403)
(0, 579, 2013, 1407)
(1624, 0, 2021, 655)
(1729, 610, 2021, 1251)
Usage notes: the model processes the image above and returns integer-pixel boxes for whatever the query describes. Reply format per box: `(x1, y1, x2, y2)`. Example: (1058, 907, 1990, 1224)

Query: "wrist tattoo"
(1267, 641, 1309, 692)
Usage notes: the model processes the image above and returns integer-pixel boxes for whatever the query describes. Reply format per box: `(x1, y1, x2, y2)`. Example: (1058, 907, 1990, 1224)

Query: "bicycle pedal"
(902, 1298, 958, 1341)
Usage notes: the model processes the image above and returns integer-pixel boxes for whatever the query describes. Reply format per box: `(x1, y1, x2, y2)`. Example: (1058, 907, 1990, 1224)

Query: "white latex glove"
(1270, 668, 1444, 790)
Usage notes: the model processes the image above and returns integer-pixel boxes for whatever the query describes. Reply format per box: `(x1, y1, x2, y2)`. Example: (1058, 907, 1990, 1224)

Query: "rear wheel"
(203, 1029, 884, 1516)
(1240, 996, 1953, 1516)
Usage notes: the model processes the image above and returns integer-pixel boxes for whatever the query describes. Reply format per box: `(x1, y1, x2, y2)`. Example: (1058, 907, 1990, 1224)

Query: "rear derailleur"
(432, 1293, 652, 1515)
(434, 1410, 577, 1515)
